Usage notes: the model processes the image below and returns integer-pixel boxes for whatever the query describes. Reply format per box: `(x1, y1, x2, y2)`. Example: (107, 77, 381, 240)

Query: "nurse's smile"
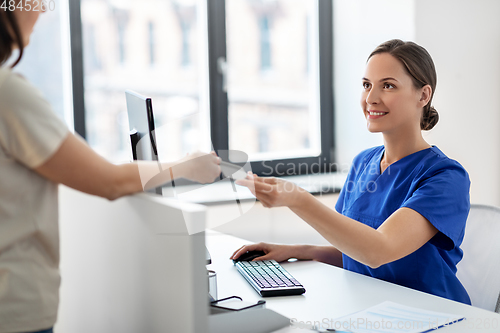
(367, 110, 388, 119)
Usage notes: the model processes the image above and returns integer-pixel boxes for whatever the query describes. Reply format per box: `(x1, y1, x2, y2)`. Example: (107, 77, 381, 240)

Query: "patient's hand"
(176, 151, 221, 184)
(230, 242, 299, 263)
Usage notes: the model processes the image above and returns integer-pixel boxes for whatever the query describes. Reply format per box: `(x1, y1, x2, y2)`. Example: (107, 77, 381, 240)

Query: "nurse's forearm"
(285, 244, 343, 267)
(289, 192, 392, 269)
(306, 245, 343, 267)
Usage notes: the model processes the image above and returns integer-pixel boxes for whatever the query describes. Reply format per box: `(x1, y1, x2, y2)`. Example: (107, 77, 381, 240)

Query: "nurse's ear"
(418, 84, 432, 109)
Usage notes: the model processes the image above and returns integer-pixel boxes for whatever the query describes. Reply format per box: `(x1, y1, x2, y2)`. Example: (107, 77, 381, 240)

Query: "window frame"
(70, 0, 335, 176)
(69, 0, 86, 138)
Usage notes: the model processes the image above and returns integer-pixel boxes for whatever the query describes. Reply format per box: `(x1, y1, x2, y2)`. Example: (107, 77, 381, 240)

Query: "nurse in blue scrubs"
(232, 39, 471, 304)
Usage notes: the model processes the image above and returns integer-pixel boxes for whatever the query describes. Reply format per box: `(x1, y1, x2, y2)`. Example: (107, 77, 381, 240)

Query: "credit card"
(220, 161, 248, 181)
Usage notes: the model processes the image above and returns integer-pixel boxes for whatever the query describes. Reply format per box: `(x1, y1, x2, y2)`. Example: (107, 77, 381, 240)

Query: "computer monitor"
(125, 90, 163, 195)
(125, 90, 212, 264)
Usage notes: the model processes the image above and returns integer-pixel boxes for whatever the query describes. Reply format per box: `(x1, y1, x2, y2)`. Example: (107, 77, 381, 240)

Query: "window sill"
(164, 172, 347, 205)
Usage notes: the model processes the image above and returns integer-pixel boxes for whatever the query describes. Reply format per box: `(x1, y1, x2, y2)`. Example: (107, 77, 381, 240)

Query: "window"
(209, 0, 334, 176)
(72, 0, 333, 175)
(78, 0, 210, 163)
(15, 1, 73, 127)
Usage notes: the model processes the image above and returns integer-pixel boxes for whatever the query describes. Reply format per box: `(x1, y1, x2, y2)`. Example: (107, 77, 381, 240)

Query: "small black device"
(234, 259, 305, 297)
(210, 296, 266, 313)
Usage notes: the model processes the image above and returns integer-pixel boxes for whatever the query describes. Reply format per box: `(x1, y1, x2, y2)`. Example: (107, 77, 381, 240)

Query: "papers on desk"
(330, 301, 464, 333)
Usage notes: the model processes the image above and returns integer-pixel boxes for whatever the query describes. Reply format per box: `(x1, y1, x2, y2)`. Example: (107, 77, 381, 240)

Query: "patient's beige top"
(0, 67, 69, 332)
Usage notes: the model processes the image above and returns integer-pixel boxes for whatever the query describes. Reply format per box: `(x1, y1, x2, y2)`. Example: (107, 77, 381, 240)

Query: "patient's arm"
(35, 132, 221, 200)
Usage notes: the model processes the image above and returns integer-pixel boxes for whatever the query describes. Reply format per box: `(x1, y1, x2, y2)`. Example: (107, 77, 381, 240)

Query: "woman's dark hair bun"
(421, 106, 439, 131)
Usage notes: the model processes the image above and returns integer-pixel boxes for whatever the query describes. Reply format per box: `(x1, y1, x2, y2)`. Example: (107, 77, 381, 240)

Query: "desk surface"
(206, 231, 500, 332)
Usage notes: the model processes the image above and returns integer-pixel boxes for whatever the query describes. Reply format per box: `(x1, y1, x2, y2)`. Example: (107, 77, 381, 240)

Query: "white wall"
(333, 0, 500, 206)
(414, 0, 500, 206)
(333, 0, 415, 172)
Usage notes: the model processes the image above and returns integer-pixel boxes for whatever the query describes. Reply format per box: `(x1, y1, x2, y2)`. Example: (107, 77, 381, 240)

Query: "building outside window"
(75, 0, 333, 176)
(148, 21, 156, 65)
(80, 0, 209, 163)
(225, 0, 324, 168)
(180, 20, 191, 67)
(259, 15, 271, 71)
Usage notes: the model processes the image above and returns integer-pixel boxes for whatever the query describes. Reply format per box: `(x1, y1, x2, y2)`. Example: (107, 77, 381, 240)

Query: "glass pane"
(226, 0, 321, 162)
(81, 0, 210, 163)
(15, 1, 73, 127)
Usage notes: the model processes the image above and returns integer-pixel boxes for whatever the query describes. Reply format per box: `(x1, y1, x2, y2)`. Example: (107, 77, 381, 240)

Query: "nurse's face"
(360, 53, 424, 134)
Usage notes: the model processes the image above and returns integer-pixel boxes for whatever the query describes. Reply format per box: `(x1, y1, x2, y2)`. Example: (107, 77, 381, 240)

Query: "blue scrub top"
(335, 146, 471, 304)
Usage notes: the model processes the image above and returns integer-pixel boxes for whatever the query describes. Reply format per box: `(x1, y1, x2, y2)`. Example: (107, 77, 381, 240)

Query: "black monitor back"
(125, 90, 162, 195)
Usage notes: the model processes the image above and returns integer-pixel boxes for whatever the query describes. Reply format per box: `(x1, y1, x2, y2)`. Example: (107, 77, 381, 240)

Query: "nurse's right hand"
(230, 242, 298, 263)
(235, 175, 308, 209)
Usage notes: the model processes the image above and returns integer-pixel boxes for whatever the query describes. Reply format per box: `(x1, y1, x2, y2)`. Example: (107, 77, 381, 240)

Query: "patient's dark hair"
(0, 8, 24, 67)
(368, 39, 439, 131)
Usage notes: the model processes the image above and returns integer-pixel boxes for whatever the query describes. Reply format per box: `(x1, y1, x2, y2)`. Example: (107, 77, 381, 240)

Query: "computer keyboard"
(234, 260, 305, 297)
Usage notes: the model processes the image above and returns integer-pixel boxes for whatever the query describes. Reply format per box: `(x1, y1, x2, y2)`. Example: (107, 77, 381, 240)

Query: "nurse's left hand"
(236, 173, 307, 208)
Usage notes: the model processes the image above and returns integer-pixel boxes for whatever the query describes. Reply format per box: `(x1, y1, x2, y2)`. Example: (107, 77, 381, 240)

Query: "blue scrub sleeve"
(401, 162, 470, 251)
(335, 183, 346, 213)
